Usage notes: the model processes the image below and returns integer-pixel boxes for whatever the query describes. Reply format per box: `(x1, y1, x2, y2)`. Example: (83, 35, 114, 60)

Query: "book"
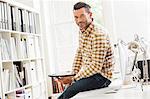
(30, 61, 37, 84)
(9, 70, 15, 90)
(3, 69, 9, 92)
(14, 65, 23, 87)
(22, 62, 31, 84)
(1, 2, 5, 29)
(1, 38, 11, 60)
(27, 37, 35, 58)
(3, 2, 8, 29)
(7, 4, 12, 30)
(25, 11, 30, 33)
(0, 2, 2, 29)
(22, 10, 26, 32)
(18, 9, 21, 32)
(28, 12, 33, 33)
(34, 37, 40, 57)
(18, 9, 26, 32)
(10, 37, 18, 59)
(20, 38, 28, 59)
(36, 60, 43, 81)
(10, 6, 16, 31)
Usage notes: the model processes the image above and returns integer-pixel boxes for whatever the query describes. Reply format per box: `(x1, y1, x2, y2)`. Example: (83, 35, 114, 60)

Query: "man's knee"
(58, 85, 78, 99)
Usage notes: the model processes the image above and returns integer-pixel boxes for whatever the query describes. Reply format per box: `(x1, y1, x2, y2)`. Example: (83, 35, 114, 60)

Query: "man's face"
(73, 8, 92, 32)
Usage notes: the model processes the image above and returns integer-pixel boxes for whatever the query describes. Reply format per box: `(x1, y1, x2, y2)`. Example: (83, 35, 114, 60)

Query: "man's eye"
(74, 16, 78, 19)
(80, 14, 85, 18)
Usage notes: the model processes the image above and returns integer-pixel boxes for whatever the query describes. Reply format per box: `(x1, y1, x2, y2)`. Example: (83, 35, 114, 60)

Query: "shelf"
(2, 57, 44, 62)
(1, 60, 13, 63)
(4, 84, 32, 94)
(0, 29, 40, 37)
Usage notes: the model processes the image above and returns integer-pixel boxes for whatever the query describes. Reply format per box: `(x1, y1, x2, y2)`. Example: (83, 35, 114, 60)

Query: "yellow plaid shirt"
(72, 23, 114, 81)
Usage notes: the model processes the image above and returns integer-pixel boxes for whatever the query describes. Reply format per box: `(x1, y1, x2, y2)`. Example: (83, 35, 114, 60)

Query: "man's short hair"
(73, 2, 91, 12)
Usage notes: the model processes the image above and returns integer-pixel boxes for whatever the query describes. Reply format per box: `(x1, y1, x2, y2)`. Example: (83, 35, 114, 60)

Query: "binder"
(18, 9, 26, 32)
(3, 3, 8, 29)
(34, 37, 40, 57)
(36, 60, 43, 81)
(1, 2, 4, 29)
(23, 62, 31, 84)
(10, 6, 16, 31)
(0, 2, 2, 29)
(22, 10, 26, 32)
(1, 38, 10, 60)
(32, 13, 36, 34)
(18, 9, 21, 32)
(14, 65, 23, 87)
(10, 37, 18, 59)
(27, 37, 35, 58)
(25, 11, 30, 33)
(30, 61, 37, 84)
(19, 9, 24, 32)
(28, 12, 33, 33)
(7, 4, 12, 30)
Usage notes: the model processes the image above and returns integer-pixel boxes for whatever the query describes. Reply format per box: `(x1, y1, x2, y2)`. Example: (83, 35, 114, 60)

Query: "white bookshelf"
(0, 0, 47, 99)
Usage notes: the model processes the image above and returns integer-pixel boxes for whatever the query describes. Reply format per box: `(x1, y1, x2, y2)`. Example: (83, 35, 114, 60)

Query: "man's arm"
(72, 47, 82, 74)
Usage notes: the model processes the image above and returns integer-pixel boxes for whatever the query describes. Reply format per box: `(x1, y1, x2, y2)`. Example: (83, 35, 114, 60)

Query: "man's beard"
(78, 22, 88, 32)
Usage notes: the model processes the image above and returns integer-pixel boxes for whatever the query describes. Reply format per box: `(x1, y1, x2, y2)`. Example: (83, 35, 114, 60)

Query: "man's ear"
(89, 12, 92, 18)
(90, 12, 92, 17)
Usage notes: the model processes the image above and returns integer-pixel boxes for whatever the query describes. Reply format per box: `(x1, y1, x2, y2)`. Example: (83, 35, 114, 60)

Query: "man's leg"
(57, 74, 111, 99)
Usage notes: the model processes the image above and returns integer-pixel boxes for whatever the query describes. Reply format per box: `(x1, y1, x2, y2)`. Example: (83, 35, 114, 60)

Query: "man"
(58, 2, 114, 99)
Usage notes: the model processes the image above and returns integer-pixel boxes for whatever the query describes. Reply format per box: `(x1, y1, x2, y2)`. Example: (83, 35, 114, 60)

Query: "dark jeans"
(57, 73, 111, 99)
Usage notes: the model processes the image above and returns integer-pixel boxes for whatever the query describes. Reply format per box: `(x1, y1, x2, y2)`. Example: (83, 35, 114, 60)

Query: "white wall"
(102, 0, 150, 74)
(103, 0, 148, 43)
(50, 0, 79, 73)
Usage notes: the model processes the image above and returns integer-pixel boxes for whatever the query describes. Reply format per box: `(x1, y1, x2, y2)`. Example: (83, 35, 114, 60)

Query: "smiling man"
(58, 2, 114, 99)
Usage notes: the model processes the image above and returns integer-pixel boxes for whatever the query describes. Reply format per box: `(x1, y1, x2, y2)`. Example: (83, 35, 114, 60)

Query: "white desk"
(51, 85, 150, 99)
(72, 85, 150, 99)
(51, 77, 150, 99)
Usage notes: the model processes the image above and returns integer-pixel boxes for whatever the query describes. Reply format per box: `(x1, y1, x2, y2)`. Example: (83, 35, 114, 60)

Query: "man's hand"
(59, 76, 73, 85)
